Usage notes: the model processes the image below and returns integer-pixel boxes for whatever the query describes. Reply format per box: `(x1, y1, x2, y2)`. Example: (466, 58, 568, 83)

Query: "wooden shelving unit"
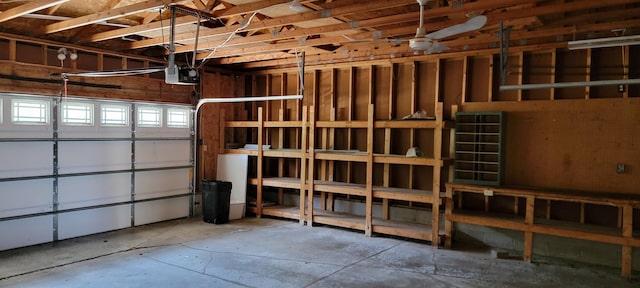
(224, 106, 309, 224)
(223, 102, 450, 245)
(306, 103, 450, 245)
(445, 182, 640, 278)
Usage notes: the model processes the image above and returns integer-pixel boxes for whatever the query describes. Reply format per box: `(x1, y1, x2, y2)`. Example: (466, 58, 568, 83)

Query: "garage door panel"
(58, 173, 131, 210)
(58, 205, 131, 240)
(134, 197, 189, 226)
(0, 179, 52, 218)
(0, 215, 53, 251)
(135, 169, 189, 200)
(0, 142, 52, 178)
(58, 141, 131, 174)
(135, 140, 190, 169)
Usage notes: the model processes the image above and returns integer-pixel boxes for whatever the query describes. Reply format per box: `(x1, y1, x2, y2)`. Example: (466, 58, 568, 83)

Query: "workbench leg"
(524, 196, 535, 262)
(444, 186, 454, 248)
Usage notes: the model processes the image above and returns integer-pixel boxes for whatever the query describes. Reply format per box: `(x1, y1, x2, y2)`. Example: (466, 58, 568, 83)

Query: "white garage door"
(0, 93, 193, 250)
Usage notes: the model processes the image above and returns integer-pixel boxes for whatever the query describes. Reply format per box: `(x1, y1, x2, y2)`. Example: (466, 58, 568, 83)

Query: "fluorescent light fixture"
(568, 35, 640, 50)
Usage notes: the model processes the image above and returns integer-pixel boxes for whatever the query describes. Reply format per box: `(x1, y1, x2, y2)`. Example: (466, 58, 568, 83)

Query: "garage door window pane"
(167, 108, 189, 128)
(137, 106, 162, 127)
(62, 102, 93, 126)
(101, 104, 129, 126)
(12, 99, 49, 124)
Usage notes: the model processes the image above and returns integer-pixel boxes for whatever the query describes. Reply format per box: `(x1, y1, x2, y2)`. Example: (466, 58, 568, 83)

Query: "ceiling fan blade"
(427, 42, 449, 54)
(426, 15, 487, 40)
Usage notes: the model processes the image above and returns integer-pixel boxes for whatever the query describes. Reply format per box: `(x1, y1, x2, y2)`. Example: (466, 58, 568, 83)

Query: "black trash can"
(201, 180, 232, 224)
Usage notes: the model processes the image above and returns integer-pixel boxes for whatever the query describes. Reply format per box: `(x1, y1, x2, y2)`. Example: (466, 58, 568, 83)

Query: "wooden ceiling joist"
(1, 0, 640, 70)
(204, 0, 638, 66)
(126, 0, 417, 50)
(83, 0, 290, 43)
(41, 0, 181, 34)
(0, 0, 69, 23)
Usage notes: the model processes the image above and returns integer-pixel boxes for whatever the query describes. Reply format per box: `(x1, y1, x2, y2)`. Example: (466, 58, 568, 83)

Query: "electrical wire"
(61, 67, 166, 78)
(197, 10, 260, 69)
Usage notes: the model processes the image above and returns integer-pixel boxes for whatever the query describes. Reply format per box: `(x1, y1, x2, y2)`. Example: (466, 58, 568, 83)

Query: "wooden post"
(444, 185, 454, 248)
(432, 102, 443, 246)
(488, 55, 494, 102)
(328, 68, 337, 210)
(621, 205, 633, 278)
(307, 107, 316, 226)
(546, 200, 551, 220)
(409, 62, 419, 200)
(299, 106, 308, 225)
(365, 104, 374, 237)
(462, 56, 469, 104)
(585, 48, 591, 99)
(9, 39, 16, 61)
(382, 127, 391, 220)
(381, 63, 396, 220)
(550, 49, 556, 100)
(256, 107, 264, 217)
(517, 52, 524, 101)
(347, 67, 355, 184)
(524, 195, 535, 262)
(623, 45, 629, 98)
(278, 108, 285, 205)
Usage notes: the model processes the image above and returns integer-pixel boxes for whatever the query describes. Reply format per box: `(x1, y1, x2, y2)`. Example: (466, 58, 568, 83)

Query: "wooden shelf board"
(263, 149, 303, 158)
(447, 183, 640, 207)
(262, 177, 303, 189)
(312, 180, 367, 196)
(223, 148, 258, 156)
(312, 209, 365, 230)
(373, 154, 440, 166)
(225, 121, 259, 128)
(261, 205, 301, 220)
(373, 187, 437, 203)
(448, 210, 528, 231)
(316, 121, 368, 128)
(314, 150, 368, 162)
(532, 219, 640, 247)
(264, 121, 303, 128)
(372, 218, 442, 242)
(374, 120, 437, 129)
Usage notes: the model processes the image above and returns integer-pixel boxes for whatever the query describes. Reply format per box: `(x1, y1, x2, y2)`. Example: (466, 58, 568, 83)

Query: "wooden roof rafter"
(41, 0, 185, 34)
(0, 0, 69, 23)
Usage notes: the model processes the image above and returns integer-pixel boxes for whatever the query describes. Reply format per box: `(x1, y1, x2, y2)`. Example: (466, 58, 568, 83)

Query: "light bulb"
(69, 52, 78, 60)
(188, 69, 197, 77)
(57, 53, 66, 61)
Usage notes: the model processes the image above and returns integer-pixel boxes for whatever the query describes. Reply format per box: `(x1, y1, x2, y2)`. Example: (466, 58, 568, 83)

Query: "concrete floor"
(0, 217, 637, 288)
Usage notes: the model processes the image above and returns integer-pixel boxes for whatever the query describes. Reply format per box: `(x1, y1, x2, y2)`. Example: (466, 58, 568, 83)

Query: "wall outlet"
(617, 163, 625, 174)
(618, 84, 625, 93)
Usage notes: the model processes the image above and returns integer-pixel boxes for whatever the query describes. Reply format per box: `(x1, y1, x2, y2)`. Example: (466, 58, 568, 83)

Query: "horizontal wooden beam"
(0, 0, 69, 23)
(126, 0, 417, 49)
(222, 12, 640, 68)
(42, 0, 180, 34)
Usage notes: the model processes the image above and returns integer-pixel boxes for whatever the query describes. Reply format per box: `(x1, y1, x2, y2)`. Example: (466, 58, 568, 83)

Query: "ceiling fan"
(347, 0, 487, 54)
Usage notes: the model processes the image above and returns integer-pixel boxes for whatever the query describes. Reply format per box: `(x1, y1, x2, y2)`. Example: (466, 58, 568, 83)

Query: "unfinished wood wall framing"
(221, 45, 640, 276)
(238, 46, 639, 194)
(0, 35, 193, 103)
